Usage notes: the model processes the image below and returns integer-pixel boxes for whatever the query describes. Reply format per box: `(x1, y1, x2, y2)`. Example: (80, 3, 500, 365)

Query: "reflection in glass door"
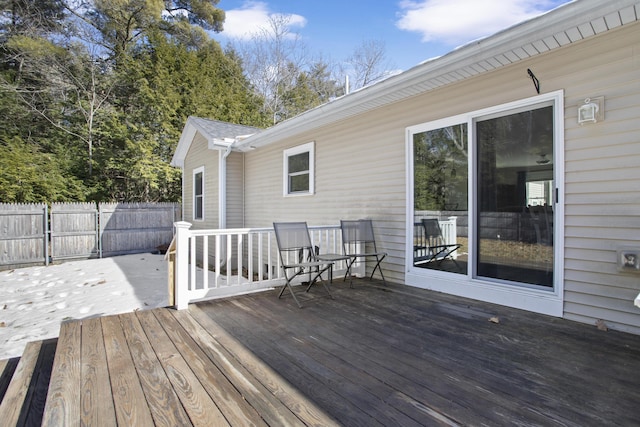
(476, 105, 554, 287)
(412, 123, 468, 274)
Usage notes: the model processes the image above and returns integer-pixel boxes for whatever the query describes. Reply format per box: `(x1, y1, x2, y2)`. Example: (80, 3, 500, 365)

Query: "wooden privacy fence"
(0, 203, 48, 267)
(51, 203, 98, 260)
(100, 203, 178, 257)
(0, 202, 180, 268)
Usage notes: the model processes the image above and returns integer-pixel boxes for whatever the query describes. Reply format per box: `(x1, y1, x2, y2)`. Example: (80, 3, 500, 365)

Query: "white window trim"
(405, 90, 565, 317)
(283, 141, 315, 196)
(193, 166, 205, 221)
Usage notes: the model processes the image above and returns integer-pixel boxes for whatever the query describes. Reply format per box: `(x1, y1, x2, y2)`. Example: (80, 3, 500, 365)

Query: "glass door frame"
(405, 90, 565, 317)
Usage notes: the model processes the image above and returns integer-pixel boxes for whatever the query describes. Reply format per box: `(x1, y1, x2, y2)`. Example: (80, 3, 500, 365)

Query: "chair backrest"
(273, 222, 314, 264)
(422, 218, 444, 246)
(341, 219, 378, 253)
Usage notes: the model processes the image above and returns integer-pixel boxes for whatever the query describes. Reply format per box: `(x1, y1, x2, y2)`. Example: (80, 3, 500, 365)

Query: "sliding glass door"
(476, 105, 554, 287)
(410, 95, 560, 294)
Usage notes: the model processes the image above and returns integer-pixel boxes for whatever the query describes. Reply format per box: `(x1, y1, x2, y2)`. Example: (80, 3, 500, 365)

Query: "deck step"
(0, 339, 57, 427)
(0, 357, 20, 403)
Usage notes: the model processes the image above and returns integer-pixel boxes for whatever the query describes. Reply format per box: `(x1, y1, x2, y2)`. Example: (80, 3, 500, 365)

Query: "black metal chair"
(273, 222, 335, 308)
(340, 219, 387, 286)
(420, 218, 461, 267)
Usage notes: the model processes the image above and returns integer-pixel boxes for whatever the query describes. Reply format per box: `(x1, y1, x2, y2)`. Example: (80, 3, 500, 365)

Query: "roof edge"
(237, 0, 639, 150)
(171, 116, 261, 167)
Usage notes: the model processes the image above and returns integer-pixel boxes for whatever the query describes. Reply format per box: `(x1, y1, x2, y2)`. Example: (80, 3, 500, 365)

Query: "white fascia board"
(172, 119, 246, 166)
(171, 116, 219, 167)
(171, 118, 198, 168)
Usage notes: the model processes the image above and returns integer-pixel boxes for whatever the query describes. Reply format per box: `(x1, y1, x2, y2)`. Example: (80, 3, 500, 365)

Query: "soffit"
(171, 116, 260, 167)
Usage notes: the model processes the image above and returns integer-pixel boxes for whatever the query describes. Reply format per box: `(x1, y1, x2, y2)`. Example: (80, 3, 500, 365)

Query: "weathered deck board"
(0, 358, 18, 412)
(101, 314, 154, 426)
(197, 280, 640, 426)
(0, 358, 13, 399)
(0, 341, 42, 426)
(35, 303, 336, 426)
(187, 305, 339, 427)
(152, 308, 268, 427)
(80, 317, 116, 426)
(216, 297, 431, 427)
(20, 339, 57, 427)
(136, 309, 229, 426)
(41, 320, 81, 426)
(118, 311, 193, 426)
(176, 307, 312, 426)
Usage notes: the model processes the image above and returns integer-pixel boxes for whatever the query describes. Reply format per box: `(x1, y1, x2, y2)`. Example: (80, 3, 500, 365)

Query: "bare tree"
(343, 39, 395, 91)
(235, 14, 310, 124)
(2, 34, 115, 176)
(0, 1, 116, 176)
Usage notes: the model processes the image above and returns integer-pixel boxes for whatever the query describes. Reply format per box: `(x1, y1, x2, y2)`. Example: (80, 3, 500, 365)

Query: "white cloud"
(221, 1, 307, 40)
(396, 0, 560, 45)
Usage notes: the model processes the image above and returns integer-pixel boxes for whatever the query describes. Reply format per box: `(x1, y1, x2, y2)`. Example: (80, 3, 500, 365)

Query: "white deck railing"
(413, 217, 459, 262)
(172, 222, 359, 309)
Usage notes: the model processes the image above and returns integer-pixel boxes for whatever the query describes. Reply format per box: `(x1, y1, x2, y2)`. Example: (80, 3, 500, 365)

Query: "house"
(171, 0, 640, 334)
(172, 117, 261, 230)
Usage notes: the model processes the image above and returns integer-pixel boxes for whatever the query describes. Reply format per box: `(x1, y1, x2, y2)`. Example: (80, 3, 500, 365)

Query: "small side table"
(316, 253, 352, 283)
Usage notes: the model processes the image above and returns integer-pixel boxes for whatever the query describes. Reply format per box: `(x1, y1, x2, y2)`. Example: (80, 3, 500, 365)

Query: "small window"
(283, 142, 314, 196)
(193, 166, 204, 220)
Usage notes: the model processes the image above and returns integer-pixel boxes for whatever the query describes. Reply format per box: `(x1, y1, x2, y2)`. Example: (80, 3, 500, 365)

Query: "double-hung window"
(193, 166, 204, 220)
(283, 142, 314, 196)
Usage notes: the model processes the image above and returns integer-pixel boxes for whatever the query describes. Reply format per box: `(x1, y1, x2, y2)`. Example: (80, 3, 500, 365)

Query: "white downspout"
(219, 134, 253, 229)
(219, 140, 235, 230)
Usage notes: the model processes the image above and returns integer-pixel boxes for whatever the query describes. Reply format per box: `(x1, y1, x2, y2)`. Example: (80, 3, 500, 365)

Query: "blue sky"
(212, 0, 574, 72)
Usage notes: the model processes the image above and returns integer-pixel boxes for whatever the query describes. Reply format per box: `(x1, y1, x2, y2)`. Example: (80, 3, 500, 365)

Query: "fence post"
(44, 204, 49, 266)
(174, 221, 192, 310)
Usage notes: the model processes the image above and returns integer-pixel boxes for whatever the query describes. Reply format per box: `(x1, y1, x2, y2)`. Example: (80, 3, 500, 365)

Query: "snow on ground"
(0, 253, 169, 360)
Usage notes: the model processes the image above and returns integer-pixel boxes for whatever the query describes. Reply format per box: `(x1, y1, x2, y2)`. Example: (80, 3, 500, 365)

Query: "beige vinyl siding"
(244, 114, 408, 283)
(226, 151, 244, 228)
(558, 23, 640, 334)
(241, 21, 640, 332)
(183, 131, 219, 230)
(514, 23, 635, 331)
(244, 56, 551, 284)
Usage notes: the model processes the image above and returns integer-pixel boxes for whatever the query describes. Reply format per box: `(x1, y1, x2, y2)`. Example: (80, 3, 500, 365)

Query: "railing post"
(448, 216, 458, 259)
(174, 221, 192, 310)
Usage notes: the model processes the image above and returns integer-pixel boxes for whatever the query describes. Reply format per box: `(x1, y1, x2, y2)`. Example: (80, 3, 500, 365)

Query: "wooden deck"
(196, 281, 640, 426)
(1, 279, 639, 426)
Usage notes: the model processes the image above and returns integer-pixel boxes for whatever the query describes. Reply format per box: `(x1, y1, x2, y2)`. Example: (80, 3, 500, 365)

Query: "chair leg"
(306, 269, 334, 299)
(343, 258, 356, 288)
(370, 256, 387, 285)
(280, 266, 334, 308)
(278, 274, 303, 308)
(318, 277, 334, 300)
(280, 282, 303, 308)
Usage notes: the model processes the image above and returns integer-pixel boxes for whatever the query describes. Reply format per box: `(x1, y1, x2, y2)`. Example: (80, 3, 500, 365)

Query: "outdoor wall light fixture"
(578, 97, 604, 125)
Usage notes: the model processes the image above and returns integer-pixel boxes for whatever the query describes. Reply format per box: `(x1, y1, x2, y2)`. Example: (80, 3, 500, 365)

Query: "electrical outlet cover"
(617, 247, 640, 272)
